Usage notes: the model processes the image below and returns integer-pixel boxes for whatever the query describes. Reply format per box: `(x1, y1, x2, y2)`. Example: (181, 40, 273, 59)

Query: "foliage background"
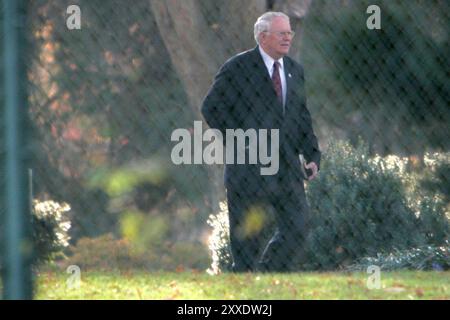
(1, 0, 449, 272)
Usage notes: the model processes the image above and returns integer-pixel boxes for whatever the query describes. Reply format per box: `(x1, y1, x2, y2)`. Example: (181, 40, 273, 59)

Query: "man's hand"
(305, 162, 318, 181)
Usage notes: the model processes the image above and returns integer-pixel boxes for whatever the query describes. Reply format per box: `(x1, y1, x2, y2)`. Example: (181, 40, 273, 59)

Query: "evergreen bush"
(207, 140, 449, 272)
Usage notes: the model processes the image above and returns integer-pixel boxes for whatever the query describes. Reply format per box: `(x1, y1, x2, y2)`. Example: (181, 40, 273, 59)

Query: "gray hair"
(254, 12, 290, 44)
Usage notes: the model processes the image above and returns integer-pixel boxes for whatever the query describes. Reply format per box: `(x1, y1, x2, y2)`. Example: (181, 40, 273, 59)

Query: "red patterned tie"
(272, 61, 282, 105)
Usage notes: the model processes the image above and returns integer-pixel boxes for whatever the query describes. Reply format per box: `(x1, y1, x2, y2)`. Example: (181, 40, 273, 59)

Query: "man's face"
(260, 17, 293, 60)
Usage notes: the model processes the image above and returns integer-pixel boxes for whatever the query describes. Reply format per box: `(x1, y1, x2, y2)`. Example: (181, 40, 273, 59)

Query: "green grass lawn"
(33, 270, 449, 300)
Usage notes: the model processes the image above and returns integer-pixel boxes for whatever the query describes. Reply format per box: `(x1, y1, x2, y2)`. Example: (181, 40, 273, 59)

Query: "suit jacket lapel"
(283, 57, 294, 110)
(252, 47, 289, 111)
(250, 47, 274, 90)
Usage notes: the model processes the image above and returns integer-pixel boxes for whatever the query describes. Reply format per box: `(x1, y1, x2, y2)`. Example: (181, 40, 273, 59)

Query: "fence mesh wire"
(1, 0, 449, 278)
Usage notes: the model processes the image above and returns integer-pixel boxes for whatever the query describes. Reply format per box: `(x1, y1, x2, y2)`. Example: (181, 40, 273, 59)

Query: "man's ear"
(259, 33, 265, 44)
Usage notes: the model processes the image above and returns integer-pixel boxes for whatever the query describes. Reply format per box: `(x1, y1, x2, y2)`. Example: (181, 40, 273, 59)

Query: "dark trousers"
(226, 162, 311, 272)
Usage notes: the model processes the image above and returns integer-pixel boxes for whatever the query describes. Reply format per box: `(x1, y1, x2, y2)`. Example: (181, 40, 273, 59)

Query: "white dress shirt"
(258, 46, 287, 108)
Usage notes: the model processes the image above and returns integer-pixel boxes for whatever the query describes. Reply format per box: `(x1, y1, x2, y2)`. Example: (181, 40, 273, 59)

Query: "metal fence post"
(1, 0, 33, 300)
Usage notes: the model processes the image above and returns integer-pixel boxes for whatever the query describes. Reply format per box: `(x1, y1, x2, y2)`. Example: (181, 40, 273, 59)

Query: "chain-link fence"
(1, 0, 449, 297)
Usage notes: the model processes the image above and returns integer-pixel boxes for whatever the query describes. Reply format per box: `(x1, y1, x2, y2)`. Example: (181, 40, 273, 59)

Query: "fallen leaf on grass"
(136, 288, 142, 300)
(384, 287, 406, 293)
(392, 282, 407, 288)
(166, 288, 181, 300)
(347, 279, 363, 286)
(176, 265, 185, 273)
(271, 279, 280, 286)
(289, 285, 298, 298)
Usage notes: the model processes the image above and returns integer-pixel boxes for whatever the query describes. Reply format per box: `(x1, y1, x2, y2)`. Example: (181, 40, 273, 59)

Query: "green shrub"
(206, 201, 233, 274)
(207, 139, 449, 272)
(32, 199, 72, 264)
(62, 234, 150, 270)
(421, 162, 450, 203)
(347, 242, 450, 271)
(63, 233, 210, 271)
(415, 195, 449, 246)
(1, 199, 71, 270)
(304, 140, 448, 270)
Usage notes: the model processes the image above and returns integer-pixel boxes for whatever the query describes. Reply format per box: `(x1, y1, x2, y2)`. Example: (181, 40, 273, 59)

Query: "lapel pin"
(288, 73, 292, 78)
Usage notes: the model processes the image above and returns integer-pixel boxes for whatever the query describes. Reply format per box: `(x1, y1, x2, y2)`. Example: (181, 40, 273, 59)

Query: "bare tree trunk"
(150, 0, 265, 213)
(274, 0, 312, 61)
(150, 0, 219, 111)
(150, 0, 265, 110)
